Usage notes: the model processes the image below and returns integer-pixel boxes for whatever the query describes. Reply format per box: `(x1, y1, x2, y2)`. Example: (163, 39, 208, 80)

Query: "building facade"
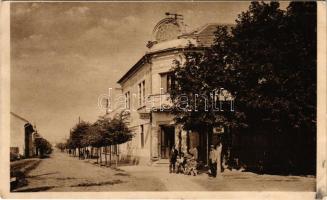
(110, 15, 231, 165)
(10, 112, 36, 158)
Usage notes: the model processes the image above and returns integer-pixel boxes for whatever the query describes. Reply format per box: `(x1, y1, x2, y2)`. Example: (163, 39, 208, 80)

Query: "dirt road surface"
(13, 150, 315, 192)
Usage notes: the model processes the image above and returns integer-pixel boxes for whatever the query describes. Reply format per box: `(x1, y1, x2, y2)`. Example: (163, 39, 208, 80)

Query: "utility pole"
(105, 98, 109, 115)
(78, 116, 80, 124)
(164, 12, 187, 33)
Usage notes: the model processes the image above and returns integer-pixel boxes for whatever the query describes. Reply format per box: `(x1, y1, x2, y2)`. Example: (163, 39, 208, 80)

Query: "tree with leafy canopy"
(70, 121, 91, 159)
(67, 111, 133, 165)
(81, 122, 104, 163)
(225, 1, 316, 134)
(35, 137, 52, 158)
(55, 142, 66, 152)
(228, 1, 316, 174)
(110, 111, 134, 145)
(65, 138, 77, 156)
(91, 116, 113, 165)
(170, 26, 238, 132)
(170, 1, 316, 174)
(95, 111, 133, 165)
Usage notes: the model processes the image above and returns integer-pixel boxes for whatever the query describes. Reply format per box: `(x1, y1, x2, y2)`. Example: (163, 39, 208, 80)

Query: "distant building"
(10, 147, 19, 155)
(10, 112, 36, 158)
(24, 123, 35, 157)
(108, 14, 233, 165)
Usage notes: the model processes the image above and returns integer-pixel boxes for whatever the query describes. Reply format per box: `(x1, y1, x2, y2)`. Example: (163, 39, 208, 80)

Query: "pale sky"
(11, 2, 289, 143)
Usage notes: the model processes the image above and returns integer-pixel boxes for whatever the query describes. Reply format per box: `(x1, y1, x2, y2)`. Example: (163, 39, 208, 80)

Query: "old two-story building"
(109, 15, 232, 166)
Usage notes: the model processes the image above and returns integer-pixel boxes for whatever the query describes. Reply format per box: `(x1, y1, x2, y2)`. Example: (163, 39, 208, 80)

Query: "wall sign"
(213, 127, 224, 134)
(139, 113, 150, 119)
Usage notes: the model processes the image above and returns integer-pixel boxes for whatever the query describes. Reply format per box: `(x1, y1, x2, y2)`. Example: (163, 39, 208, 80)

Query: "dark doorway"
(140, 125, 144, 148)
(160, 126, 175, 159)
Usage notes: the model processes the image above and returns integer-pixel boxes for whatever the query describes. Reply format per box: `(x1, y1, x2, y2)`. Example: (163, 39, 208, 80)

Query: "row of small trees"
(35, 137, 52, 158)
(57, 111, 133, 166)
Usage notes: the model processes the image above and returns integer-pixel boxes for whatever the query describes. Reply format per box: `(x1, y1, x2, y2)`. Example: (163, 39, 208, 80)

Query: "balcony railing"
(146, 93, 172, 111)
(145, 92, 233, 112)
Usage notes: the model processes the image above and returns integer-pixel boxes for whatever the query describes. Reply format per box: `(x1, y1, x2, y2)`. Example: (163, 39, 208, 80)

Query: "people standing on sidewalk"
(176, 153, 186, 174)
(209, 145, 217, 177)
(190, 146, 198, 161)
(169, 145, 179, 173)
(86, 149, 90, 159)
(189, 146, 198, 176)
(216, 141, 223, 176)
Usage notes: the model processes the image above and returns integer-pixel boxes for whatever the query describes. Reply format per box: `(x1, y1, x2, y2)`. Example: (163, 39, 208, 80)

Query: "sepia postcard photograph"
(0, 0, 326, 199)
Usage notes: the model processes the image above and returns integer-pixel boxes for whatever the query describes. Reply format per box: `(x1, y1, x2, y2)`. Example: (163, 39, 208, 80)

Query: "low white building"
(10, 112, 36, 158)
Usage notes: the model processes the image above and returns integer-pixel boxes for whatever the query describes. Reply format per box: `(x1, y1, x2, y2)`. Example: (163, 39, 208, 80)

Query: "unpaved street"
(13, 150, 315, 192)
(13, 150, 165, 192)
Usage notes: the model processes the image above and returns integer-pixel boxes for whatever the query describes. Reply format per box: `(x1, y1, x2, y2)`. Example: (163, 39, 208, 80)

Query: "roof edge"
(117, 55, 148, 84)
(117, 46, 207, 84)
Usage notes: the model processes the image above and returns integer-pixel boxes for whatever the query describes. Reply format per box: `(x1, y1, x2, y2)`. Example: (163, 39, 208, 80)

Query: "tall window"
(167, 73, 175, 93)
(161, 73, 176, 93)
(140, 125, 144, 148)
(138, 83, 142, 106)
(125, 91, 130, 109)
(138, 80, 146, 106)
(142, 80, 145, 105)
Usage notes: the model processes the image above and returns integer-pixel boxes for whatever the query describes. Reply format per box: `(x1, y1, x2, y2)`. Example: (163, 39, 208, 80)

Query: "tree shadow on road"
(26, 172, 59, 178)
(70, 180, 124, 187)
(14, 186, 56, 192)
(114, 172, 130, 177)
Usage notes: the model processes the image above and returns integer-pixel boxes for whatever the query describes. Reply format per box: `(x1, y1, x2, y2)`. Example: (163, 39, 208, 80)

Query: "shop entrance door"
(160, 126, 175, 159)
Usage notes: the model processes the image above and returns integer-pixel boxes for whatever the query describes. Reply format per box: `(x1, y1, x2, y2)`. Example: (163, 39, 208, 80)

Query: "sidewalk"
(10, 158, 42, 191)
(119, 165, 316, 191)
(119, 165, 206, 190)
